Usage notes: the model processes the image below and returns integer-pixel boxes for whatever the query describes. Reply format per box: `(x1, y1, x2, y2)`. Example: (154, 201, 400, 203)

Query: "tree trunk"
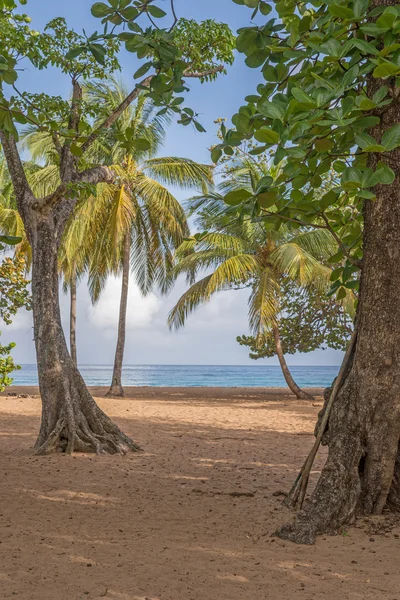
(106, 232, 130, 398)
(32, 217, 140, 455)
(273, 325, 314, 400)
(277, 33, 400, 542)
(70, 264, 77, 367)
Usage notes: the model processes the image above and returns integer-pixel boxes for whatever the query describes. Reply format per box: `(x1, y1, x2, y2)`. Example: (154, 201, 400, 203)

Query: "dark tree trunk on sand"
(273, 325, 314, 400)
(0, 102, 140, 454)
(278, 14, 400, 541)
(70, 264, 77, 367)
(32, 217, 139, 455)
(106, 231, 131, 398)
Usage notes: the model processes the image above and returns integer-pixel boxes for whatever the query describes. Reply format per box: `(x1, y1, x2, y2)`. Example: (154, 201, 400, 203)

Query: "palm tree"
(168, 160, 338, 399)
(20, 81, 213, 393)
(75, 80, 214, 397)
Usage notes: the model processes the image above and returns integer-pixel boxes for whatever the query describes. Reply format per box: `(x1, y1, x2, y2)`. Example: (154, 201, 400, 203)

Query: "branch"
(31, 166, 114, 212)
(320, 214, 363, 269)
(0, 131, 33, 201)
(81, 75, 154, 153)
(51, 132, 62, 155)
(169, 0, 178, 31)
(60, 79, 83, 181)
(184, 66, 224, 78)
(77, 165, 114, 185)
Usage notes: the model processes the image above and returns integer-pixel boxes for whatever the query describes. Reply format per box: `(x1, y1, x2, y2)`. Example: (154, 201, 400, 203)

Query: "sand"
(0, 386, 399, 600)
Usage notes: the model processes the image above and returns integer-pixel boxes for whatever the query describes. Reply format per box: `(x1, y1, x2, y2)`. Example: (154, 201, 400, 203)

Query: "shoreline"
(2, 385, 325, 400)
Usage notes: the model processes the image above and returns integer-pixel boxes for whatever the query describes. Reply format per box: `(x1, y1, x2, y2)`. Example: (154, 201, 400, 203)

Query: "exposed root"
(35, 406, 141, 456)
(276, 511, 318, 545)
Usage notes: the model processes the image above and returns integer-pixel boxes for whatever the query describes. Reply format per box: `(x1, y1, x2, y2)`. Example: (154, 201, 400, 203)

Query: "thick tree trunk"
(277, 48, 400, 542)
(273, 325, 314, 400)
(106, 232, 130, 398)
(32, 217, 140, 455)
(70, 264, 77, 367)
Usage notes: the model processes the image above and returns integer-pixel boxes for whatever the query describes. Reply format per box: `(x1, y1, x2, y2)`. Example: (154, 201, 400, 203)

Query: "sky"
(2, 0, 345, 367)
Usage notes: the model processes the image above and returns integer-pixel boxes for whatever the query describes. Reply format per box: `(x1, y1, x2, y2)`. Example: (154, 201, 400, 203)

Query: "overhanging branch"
(81, 75, 154, 153)
(0, 131, 33, 202)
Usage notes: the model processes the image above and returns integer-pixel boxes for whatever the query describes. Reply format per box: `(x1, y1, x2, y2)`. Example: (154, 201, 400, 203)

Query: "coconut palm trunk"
(273, 325, 314, 400)
(106, 231, 131, 397)
(70, 263, 77, 367)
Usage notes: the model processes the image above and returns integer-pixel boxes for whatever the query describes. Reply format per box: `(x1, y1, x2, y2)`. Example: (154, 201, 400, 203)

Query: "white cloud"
(87, 276, 161, 331)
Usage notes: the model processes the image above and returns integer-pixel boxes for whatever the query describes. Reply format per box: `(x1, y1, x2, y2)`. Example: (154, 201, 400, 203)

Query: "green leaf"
(131, 138, 151, 151)
(194, 121, 206, 133)
(91, 2, 111, 17)
(224, 189, 253, 205)
(259, 2, 272, 15)
(315, 138, 334, 152)
(70, 142, 83, 157)
(259, 100, 285, 120)
(376, 7, 398, 29)
(244, 0, 259, 7)
(382, 124, 400, 151)
(371, 163, 395, 185)
(245, 50, 268, 68)
(211, 147, 222, 163)
(351, 38, 379, 55)
(89, 43, 106, 65)
(353, 0, 369, 18)
(254, 127, 279, 144)
(291, 87, 314, 104)
(373, 61, 400, 78)
(320, 190, 337, 211)
(257, 190, 278, 207)
(337, 286, 347, 300)
(147, 5, 167, 18)
(328, 4, 354, 19)
(0, 235, 22, 246)
(133, 61, 153, 79)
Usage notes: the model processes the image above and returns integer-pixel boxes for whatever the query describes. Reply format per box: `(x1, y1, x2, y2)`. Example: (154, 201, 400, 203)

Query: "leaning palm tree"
(79, 80, 214, 397)
(169, 161, 338, 399)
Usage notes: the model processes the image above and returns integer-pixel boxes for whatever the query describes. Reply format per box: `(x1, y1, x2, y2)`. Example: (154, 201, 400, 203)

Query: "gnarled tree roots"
(34, 398, 141, 455)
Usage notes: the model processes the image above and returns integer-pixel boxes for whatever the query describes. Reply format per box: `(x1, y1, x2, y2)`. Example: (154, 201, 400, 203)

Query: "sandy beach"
(0, 386, 399, 599)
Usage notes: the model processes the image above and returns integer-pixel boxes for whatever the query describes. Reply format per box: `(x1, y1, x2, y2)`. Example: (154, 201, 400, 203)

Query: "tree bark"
(70, 264, 77, 367)
(0, 81, 141, 455)
(106, 231, 131, 398)
(273, 325, 314, 400)
(31, 217, 140, 455)
(277, 20, 400, 540)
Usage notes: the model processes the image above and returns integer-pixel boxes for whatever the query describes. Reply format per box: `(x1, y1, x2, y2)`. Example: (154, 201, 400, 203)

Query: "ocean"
(11, 364, 339, 388)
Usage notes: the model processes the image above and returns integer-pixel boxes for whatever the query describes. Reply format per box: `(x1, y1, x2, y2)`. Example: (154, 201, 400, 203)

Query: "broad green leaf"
(211, 147, 222, 163)
(131, 138, 151, 151)
(133, 61, 153, 79)
(315, 138, 333, 152)
(352, 38, 379, 55)
(257, 190, 278, 207)
(373, 61, 400, 78)
(224, 189, 252, 205)
(91, 2, 111, 17)
(291, 88, 314, 104)
(254, 127, 279, 144)
(370, 163, 395, 185)
(382, 124, 400, 151)
(147, 5, 167, 18)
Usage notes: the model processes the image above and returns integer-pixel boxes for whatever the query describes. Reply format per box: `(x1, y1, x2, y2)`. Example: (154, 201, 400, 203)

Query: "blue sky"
(3, 0, 345, 367)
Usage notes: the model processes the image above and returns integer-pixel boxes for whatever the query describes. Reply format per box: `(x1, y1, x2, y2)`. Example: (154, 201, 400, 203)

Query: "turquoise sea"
(12, 364, 338, 388)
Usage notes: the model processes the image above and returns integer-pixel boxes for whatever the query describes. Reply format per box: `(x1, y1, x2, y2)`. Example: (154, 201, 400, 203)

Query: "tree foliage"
(169, 159, 338, 340)
(237, 279, 353, 359)
(212, 0, 400, 299)
(0, 255, 31, 391)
